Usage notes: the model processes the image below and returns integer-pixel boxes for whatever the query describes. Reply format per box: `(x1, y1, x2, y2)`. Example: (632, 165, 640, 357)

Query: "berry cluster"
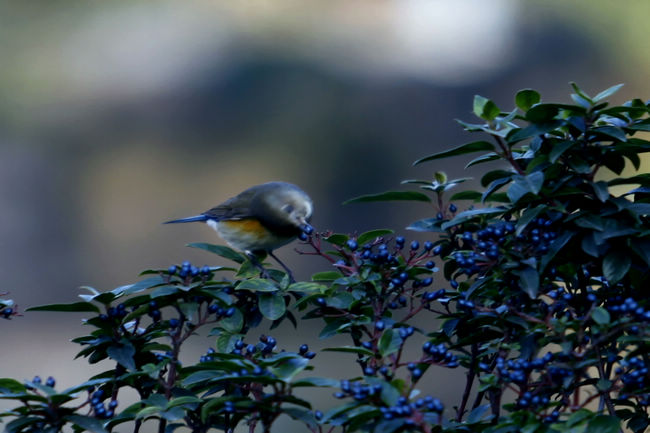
(493, 353, 555, 384)
(168, 261, 213, 282)
(89, 389, 118, 419)
(515, 390, 551, 410)
(606, 296, 650, 322)
(28, 375, 56, 388)
(422, 341, 458, 368)
(617, 357, 648, 392)
(379, 395, 444, 421)
(333, 380, 382, 401)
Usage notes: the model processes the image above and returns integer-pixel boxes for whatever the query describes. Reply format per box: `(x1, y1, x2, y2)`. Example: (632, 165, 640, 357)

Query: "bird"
(164, 181, 314, 281)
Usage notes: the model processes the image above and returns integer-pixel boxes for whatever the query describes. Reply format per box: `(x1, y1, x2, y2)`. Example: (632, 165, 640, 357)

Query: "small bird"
(165, 181, 313, 281)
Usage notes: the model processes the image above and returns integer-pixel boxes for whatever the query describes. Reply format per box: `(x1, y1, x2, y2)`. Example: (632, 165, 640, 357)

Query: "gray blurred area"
(1, 1, 648, 431)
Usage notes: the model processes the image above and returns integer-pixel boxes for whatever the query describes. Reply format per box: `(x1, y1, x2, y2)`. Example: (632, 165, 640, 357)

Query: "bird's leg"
(268, 251, 296, 284)
(246, 252, 272, 280)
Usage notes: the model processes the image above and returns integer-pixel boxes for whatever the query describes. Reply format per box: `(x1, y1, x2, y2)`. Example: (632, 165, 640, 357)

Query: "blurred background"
(1, 0, 649, 431)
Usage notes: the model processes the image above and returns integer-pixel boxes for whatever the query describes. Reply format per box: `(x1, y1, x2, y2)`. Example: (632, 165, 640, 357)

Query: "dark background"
(1, 1, 648, 431)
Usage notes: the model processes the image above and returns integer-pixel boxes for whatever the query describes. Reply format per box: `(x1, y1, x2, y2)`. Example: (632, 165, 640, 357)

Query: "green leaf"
(220, 308, 243, 333)
(113, 276, 166, 296)
(586, 415, 620, 433)
(441, 207, 506, 230)
(27, 302, 100, 313)
(602, 251, 631, 284)
(288, 282, 327, 294)
(292, 377, 339, 387)
(540, 231, 574, 272)
(323, 346, 375, 357)
(236, 278, 278, 292)
(450, 191, 482, 201)
(413, 141, 495, 165)
(187, 243, 246, 264)
(515, 89, 541, 111)
(107, 342, 136, 371)
(66, 415, 109, 433)
(516, 205, 546, 236)
(593, 83, 624, 102)
(515, 267, 539, 299)
(507, 172, 544, 203)
(343, 191, 430, 204)
(591, 307, 610, 325)
(378, 329, 401, 357)
(270, 356, 309, 382)
(594, 126, 627, 142)
(549, 140, 576, 163)
(473, 95, 500, 121)
(311, 271, 344, 282)
(357, 229, 394, 246)
(258, 293, 286, 320)
(592, 181, 610, 202)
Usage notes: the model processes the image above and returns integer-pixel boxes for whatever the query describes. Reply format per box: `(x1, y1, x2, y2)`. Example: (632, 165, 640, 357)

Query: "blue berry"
(410, 241, 420, 250)
(449, 203, 457, 213)
(346, 239, 358, 251)
(168, 265, 177, 275)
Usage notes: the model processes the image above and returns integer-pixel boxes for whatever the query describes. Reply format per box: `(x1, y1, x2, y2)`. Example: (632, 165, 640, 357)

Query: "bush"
(1, 84, 649, 433)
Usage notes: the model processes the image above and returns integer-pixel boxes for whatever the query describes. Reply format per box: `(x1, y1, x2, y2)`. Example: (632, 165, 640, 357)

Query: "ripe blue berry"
(346, 239, 358, 251)
(449, 203, 457, 213)
(168, 265, 177, 275)
(410, 240, 420, 250)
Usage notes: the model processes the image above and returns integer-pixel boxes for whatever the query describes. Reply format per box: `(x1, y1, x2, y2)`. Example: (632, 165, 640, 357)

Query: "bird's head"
(253, 182, 314, 234)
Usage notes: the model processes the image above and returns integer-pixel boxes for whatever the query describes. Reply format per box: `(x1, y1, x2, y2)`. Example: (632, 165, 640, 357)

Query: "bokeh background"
(1, 1, 649, 431)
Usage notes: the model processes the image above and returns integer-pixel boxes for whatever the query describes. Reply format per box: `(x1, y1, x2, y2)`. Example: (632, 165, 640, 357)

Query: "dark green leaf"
(270, 356, 309, 382)
(515, 267, 539, 299)
(594, 126, 627, 142)
(406, 218, 442, 232)
(113, 276, 166, 296)
(441, 207, 506, 230)
(549, 140, 576, 163)
(507, 172, 544, 203)
(66, 415, 109, 433)
(602, 251, 631, 284)
(378, 329, 401, 357)
(540, 231, 574, 272)
(465, 152, 500, 168)
(515, 89, 541, 111)
(107, 343, 136, 371)
(236, 278, 278, 292)
(591, 307, 610, 325)
(357, 229, 395, 246)
(312, 271, 344, 282)
(413, 141, 495, 165)
(450, 191, 482, 201)
(187, 243, 246, 264)
(258, 293, 286, 320)
(516, 205, 546, 236)
(292, 377, 339, 387)
(27, 302, 100, 313)
(344, 191, 430, 205)
(586, 415, 620, 433)
(593, 181, 610, 202)
(220, 308, 243, 333)
(323, 346, 375, 357)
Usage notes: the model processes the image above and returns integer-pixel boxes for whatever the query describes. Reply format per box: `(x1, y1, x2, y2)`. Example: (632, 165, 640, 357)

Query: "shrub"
(1, 84, 649, 433)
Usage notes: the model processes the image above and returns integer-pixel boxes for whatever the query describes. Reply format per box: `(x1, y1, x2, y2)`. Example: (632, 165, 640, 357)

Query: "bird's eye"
(282, 204, 294, 214)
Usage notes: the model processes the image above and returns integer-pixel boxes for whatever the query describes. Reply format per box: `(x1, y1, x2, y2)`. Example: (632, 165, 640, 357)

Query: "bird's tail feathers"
(163, 215, 208, 224)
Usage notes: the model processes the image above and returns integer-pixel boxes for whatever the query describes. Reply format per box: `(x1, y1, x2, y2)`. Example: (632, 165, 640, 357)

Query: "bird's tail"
(163, 215, 208, 224)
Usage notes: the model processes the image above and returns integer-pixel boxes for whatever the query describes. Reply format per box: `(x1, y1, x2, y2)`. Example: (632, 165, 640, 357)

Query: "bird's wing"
(202, 188, 257, 221)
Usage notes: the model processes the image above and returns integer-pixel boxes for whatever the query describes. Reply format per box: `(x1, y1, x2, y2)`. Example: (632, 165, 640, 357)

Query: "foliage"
(1, 84, 649, 433)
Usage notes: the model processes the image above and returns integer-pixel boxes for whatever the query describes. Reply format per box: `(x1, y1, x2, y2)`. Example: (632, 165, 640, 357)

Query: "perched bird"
(165, 181, 313, 280)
